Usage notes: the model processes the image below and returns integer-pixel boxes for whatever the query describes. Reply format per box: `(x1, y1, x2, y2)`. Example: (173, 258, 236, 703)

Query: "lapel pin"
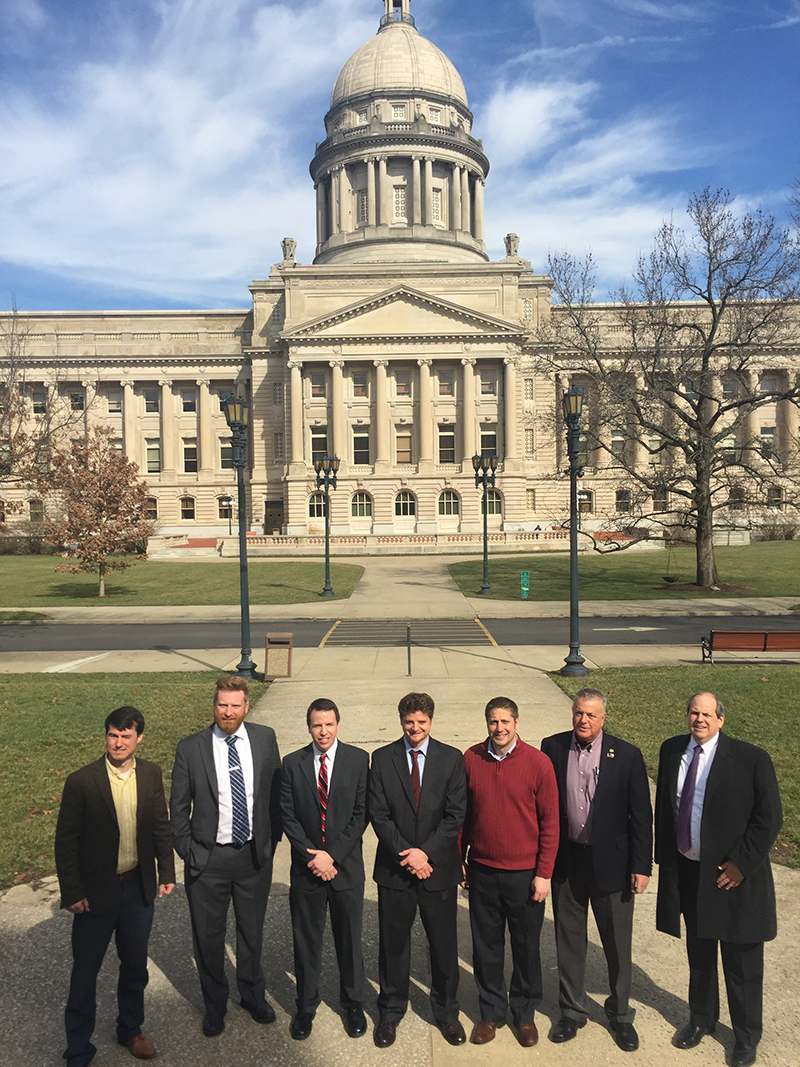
(607, 749, 615, 758)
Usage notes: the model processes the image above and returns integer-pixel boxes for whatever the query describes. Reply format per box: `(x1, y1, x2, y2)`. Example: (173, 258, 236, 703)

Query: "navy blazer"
(541, 730, 652, 895)
(170, 721, 281, 877)
(280, 741, 368, 892)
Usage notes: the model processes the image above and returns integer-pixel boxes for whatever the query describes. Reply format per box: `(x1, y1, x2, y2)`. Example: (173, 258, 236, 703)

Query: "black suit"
(170, 722, 281, 1024)
(55, 757, 174, 1067)
(655, 731, 782, 1048)
(541, 731, 652, 1026)
(280, 740, 368, 1015)
(368, 737, 467, 1024)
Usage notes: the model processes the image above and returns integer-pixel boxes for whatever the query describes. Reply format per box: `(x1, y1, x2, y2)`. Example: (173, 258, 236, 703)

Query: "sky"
(1, 0, 798, 311)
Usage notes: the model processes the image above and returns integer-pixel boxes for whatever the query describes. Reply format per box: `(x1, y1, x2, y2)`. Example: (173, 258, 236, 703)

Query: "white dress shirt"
(676, 731, 721, 860)
(404, 735, 430, 784)
(313, 737, 338, 782)
(212, 722, 255, 844)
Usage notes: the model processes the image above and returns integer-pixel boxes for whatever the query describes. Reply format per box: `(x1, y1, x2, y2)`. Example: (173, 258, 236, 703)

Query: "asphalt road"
(3, 615, 800, 652)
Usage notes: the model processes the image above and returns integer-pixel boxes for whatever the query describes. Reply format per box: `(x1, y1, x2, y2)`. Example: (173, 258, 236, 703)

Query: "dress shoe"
(344, 1006, 367, 1038)
(550, 1017, 586, 1043)
(440, 1020, 467, 1046)
(290, 1013, 314, 1040)
(472, 1019, 503, 1044)
(673, 1022, 716, 1049)
(517, 1021, 539, 1047)
(202, 1015, 225, 1037)
(610, 1020, 639, 1052)
(118, 1033, 156, 1059)
(374, 1020, 397, 1048)
(731, 1042, 757, 1066)
(242, 1000, 276, 1024)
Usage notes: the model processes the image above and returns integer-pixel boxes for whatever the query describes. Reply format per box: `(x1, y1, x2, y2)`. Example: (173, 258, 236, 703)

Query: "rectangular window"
(526, 488, 536, 512)
(69, 391, 85, 412)
(653, 488, 669, 511)
(183, 440, 198, 473)
(438, 425, 456, 464)
(357, 107, 368, 124)
(396, 430, 412, 464)
(272, 382, 284, 405)
(146, 439, 161, 474)
(760, 375, 778, 393)
(32, 390, 47, 414)
(110, 439, 123, 455)
(761, 426, 775, 460)
(107, 391, 122, 414)
(393, 185, 407, 220)
(392, 103, 406, 120)
(611, 431, 626, 460)
(310, 372, 326, 399)
(722, 377, 738, 399)
(274, 432, 285, 461)
(29, 500, 44, 524)
(431, 188, 442, 222)
(524, 378, 534, 400)
(395, 371, 411, 397)
(353, 428, 370, 465)
(438, 370, 454, 397)
(616, 489, 632, 513)
(181, 497, 195, 520)
(480, 426, 497, 457)
(722, 436, 737, 464)
(181, 390, 196, 413)
(358, 189, 369, 225)
(429, 106, 442, 124)
(648, 435, 661, 464)
(480, 372, 496, 396)
(220, 439, 234, 469)
(145, 498, 158, 521)
(524, 428, 535, 457)
(353, 372, 368, 398)
(311, 427, 328, 462)
(144, 389, 159, 413)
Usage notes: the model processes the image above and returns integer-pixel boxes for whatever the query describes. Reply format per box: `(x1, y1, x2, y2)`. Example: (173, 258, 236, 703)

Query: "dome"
(330, 21, 468, 110)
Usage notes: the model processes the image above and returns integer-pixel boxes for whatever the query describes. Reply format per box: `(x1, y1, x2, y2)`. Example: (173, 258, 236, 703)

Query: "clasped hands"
(307, 848, 338, 881)
(399, 847, 432, 879)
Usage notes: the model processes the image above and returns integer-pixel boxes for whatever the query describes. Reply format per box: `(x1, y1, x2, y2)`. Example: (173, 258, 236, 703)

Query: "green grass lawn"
(552, 665, 799, 868)
(0, 673, 268, 889)
(450, 541, 800, 601)
(0, 557, 364, 606)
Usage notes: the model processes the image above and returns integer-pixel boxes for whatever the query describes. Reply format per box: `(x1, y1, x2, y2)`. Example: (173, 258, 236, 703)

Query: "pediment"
(281, 285, 524, 342)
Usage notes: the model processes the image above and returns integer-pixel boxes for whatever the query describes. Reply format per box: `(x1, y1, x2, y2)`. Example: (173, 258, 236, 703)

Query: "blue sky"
(1, 0, 798, 311)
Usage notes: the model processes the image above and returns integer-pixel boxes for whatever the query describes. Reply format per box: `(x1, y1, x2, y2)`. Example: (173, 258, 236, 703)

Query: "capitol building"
(2, 0, 793, 552)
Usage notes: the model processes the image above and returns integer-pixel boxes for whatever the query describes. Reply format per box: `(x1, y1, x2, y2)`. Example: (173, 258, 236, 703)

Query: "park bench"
(701, 629, 800, 664)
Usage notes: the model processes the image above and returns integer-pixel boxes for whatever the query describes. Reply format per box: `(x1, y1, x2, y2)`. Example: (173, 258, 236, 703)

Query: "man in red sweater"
(461, 696, 559, 1047)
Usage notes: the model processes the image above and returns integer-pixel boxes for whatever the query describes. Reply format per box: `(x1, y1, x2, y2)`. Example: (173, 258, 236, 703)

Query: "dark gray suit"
(281, 741, 368, 1015)
(170, 722, 281, 1024)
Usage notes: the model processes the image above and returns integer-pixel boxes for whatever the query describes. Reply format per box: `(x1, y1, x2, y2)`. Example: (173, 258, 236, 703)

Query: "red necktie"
(410, 749, 421, 809)
(318, 753, 328, 843)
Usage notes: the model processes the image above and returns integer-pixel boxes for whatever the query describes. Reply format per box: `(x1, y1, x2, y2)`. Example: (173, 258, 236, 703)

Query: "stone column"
(82, 379, 98, 430)
(417, 359, 433, 467)
(366, 158, 376, 226)
(461, 358, 476, 461)
(289, 361, 304, 465)
(780, 370, 799, 464)
(412, 156, 422, 225)
(340, 164, 352, 232)
(461, 169, 471, 234)
(474, 178, 485, 241)
(424, 157, 434, 225)
(330, 360, 346, 459)
(316, 180, 328, 245)
(743, 370, 759, 457)
(122, 381, 138, 469)
(374, 360, 390, 466)
(504, 358, 518, 460)
(378, 157, 390, 226)
(159, 379, 176, 475)
(451, 163, 462, 230)
(197, 379, 214, 474)
(330, 166, 341, 235)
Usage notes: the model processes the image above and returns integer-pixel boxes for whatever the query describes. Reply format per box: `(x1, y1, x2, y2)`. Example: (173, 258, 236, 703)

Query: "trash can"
(264, 632, 293, 681)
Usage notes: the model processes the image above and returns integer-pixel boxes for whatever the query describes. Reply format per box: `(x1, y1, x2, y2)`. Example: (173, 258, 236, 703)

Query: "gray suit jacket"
(170, 721, 281, 877)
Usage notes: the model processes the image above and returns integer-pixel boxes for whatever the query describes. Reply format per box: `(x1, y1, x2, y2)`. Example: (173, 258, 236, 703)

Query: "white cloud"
(480, 82, 595, 168)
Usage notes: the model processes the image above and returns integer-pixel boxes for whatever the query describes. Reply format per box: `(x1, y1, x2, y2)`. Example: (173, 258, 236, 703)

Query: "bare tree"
(536, 188, 800, 587)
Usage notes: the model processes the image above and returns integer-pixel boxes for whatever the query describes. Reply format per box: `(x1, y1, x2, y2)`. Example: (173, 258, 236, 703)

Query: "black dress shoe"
(242, 1000, 276, 1024)
(673, 1022, 716, 1049)
(344, 1006, 367, 1038)
(374, 1020, 397, 1048)
(610, 1020, 639, 1052)
(732, 1042, 757, 1066)
(202, 1015, 225, 1037)
(290, 1013, 313, 1040)
(550, 1016, 586, 1043)
(440, 1020, 467, 1046)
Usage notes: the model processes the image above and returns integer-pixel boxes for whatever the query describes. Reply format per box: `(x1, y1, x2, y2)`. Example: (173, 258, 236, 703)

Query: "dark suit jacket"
(542, 730, 652, 895)
(655, 731, 782, 943)
(170, 721, 281, 878)
(55, 756, 175, 914)
(280, 741, 368, 892)
(369, 736, 466, 893)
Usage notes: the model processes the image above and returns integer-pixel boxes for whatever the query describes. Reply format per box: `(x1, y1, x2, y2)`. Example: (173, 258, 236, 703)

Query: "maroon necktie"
(676, 743, 701, 853)
(410, 749, 421, 809)
(318, 753, 328, 843)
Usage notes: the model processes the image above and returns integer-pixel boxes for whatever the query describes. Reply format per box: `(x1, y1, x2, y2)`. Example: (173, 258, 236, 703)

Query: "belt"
(118, 866, 140, 882)
(217, 840, 250, 850)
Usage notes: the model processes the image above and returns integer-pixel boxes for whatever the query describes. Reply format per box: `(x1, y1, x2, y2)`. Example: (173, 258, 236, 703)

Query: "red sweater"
(461, 737, 559, 877)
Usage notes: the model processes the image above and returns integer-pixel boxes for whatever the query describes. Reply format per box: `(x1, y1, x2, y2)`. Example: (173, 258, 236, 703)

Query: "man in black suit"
(656, 691, 782, 1067)
(280, 697, 369, 1041)
(542, 688, 652, 1053)
(55, 706, 175, 1067)
(170, 677, 281, 1037)
(368, 692, 467, 1049)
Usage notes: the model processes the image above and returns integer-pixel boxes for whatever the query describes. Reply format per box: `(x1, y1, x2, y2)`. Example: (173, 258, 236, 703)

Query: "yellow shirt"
(106, 756, 138, 874)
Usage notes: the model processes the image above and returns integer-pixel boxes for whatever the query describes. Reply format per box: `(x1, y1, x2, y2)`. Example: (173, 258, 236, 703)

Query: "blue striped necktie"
(225, 735, 250, 845)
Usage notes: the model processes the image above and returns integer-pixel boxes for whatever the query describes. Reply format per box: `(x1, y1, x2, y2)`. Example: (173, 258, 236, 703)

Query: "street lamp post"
(472, 452, 499, 596)
(221, 392, 257, 679)
(313, 454, 340, 598)
(561, 385, 590, 677)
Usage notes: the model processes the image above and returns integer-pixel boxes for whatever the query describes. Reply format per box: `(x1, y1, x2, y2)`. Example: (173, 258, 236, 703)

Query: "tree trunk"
(694, 461, 720, 587)
(98, 562, 106, 598)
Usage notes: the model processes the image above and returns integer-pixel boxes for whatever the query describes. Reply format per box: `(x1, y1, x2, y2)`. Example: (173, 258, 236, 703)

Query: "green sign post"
(521, 570, 530, 600)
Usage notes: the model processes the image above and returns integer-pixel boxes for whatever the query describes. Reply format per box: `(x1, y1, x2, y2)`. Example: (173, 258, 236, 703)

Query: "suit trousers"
(377, 882, 460, 1025)
(468, 860, 545, 1026)
(185, 842, 272, 1023)
(677, 854, 764, 1047)
(551, 843, 635, 1024)
(289, 880, 365, 1015)
(64, 871, 153, 1067)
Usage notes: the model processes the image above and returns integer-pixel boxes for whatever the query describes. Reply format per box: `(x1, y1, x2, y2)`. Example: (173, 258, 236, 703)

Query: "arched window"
(438, 491, 459, 516)
(395, 491, 416, 516)
(351, 492, 373, 518)
(145, 497, 158, 520)
(308, 493, 327, 518)
(481, 490, 502, 516)
(180, 496, 196, 520)
(577, 489, 593, 514)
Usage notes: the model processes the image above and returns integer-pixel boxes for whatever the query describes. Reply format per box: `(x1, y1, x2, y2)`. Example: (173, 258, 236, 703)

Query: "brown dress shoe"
(120, 1033, 156, 1059)
(440, 1020, 467, 1046)
(517, 1021, 539, 1047)
(472, 1020, 500, 1044)
(374, 1020, 397, 1048)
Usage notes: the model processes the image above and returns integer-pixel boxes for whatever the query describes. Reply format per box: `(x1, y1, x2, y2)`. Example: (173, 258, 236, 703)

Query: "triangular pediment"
(281, 285, 524, 341)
